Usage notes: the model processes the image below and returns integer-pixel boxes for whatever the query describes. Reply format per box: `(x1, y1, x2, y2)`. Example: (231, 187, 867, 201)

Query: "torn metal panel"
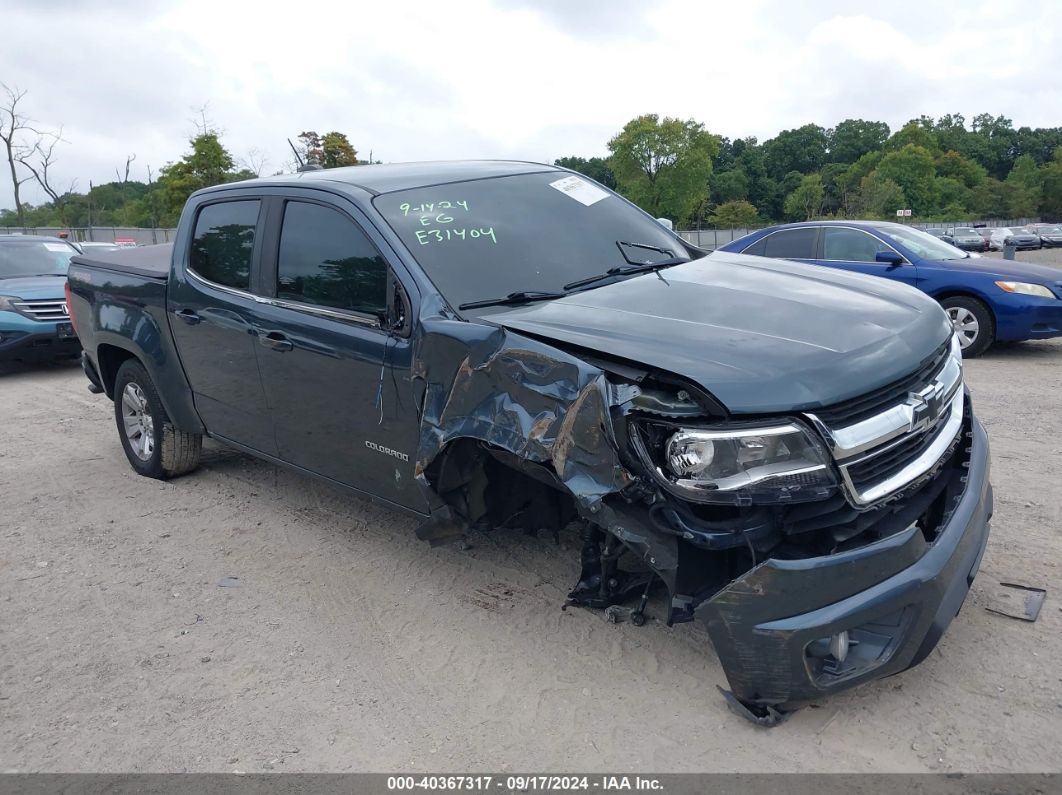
(412, 317, 633, 511)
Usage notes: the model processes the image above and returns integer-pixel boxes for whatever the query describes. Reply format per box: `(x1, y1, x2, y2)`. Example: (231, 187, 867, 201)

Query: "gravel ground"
(2, 250, 1061, 773)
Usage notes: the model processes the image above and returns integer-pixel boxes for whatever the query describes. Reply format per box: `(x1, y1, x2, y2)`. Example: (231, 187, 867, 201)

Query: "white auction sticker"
(549, 175, 609, 207)
(43, 243, 73, 252)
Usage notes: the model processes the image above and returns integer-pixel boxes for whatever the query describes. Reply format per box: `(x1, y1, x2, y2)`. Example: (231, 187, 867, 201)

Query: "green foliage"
(827, 119, 890, 164)
(553, 156, 616, 189)
(708, 200, 759, 228)
(711, 167, 750, 203)
(763, 124, 828, 180)
(298, 131, 359, 168)
(856, 173, 905, 219)
(886, 121, 940, 155)
(1004, 155, 1042, 217)
(875, 145, 939, 215)
(784, 174, 825, 220)
(155, 133, 252, 225)
(607, 114, 719, 225)
(1040, 148, 1062, 217)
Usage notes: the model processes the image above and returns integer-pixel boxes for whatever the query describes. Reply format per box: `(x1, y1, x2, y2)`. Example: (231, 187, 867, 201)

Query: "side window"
(277, 201, 388, 316)
(823, 228, 890, 262)
(189, 200, 260, 290)
(740, 237, 767, 256)
(762, 228, 817, 259)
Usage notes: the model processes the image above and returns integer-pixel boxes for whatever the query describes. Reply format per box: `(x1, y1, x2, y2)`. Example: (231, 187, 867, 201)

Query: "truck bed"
(71, 243, 172, 280)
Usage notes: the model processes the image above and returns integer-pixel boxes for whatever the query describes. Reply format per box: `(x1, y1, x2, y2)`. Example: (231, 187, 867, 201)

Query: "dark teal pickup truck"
(67, 161, 992, 721)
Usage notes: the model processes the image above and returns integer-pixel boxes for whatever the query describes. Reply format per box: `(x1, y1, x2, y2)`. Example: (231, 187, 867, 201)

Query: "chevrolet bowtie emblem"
(905, 380, 946, 434)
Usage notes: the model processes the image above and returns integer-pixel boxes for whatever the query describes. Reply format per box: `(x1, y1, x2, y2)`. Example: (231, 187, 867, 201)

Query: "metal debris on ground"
(985, 582, 1046, 622)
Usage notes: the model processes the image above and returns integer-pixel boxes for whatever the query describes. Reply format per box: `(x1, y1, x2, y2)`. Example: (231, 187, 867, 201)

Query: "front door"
(817, 226, 917, 286)
(251, 196, 426, 512)
(168, 197, 278, 456)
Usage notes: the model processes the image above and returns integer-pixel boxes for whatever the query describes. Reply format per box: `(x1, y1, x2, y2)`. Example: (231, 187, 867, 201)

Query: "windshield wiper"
(458, 290, 569, 311)
(618, 239, 674, 260)
(563, 257, 686, 291)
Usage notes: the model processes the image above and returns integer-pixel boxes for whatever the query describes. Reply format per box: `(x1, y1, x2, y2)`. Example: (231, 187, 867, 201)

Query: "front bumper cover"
(697, 417, 992, 710)
(0, 326, 81, 361)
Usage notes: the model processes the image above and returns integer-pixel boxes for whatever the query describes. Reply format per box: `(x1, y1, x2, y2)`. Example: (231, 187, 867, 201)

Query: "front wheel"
(941, 296, 995, 358)
(113, 359, 202, 478)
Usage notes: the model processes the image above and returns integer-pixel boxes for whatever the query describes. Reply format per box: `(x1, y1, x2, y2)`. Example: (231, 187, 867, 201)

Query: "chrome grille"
(806, 337, 964, 507)
(12, 299, 69, 322)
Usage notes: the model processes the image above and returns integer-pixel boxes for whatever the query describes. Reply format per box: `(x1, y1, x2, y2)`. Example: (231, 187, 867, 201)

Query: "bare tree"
(189, 103, 219, 137)
(0, 82, 38, 225)
(17, 127, 77, 224)
(116, 153, 136, 183)
(238, 147, 268, 177)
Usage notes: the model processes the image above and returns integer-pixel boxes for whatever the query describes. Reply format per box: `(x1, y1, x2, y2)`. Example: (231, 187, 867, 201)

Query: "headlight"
(635, 420, 838, 505)
(0, 295, 17, 311)
(995, 281, 1056, 299)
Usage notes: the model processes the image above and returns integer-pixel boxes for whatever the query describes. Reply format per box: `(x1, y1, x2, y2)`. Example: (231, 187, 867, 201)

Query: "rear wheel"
(941, 296, 994, 357)
(114, 359, 202, 478)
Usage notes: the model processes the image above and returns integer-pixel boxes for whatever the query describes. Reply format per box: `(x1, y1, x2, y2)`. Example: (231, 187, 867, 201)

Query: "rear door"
(250, 191, 427, 512)
(168, 196, 278, 455)
(815, 226, 917, 286)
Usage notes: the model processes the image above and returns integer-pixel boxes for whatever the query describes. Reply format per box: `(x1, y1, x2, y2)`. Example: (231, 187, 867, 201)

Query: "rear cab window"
(189, 200, 261, 290)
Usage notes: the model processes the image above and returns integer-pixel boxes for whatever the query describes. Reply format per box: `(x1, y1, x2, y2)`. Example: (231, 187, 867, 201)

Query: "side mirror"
(656, 217, 674, 231)
(875, 251, 903, 265)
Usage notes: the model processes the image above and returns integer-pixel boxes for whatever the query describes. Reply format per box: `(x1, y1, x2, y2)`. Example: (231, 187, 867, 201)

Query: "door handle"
(173, 308, 201, 325)
(260, 331, 294, 352)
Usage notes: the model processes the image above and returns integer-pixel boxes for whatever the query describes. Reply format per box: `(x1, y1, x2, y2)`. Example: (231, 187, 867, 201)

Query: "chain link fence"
(0, 226, 178, 245)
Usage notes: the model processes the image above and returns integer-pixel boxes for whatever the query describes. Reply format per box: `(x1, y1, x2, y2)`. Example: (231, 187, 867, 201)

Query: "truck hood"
(489, 253, 952, 414)
(0, 274, 67, 301)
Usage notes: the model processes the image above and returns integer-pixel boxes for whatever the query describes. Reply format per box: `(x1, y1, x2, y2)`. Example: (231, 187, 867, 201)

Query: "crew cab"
(720, 220, 1062, 356)
(67, 162, 992, 720)
(0, 235, 81, 362)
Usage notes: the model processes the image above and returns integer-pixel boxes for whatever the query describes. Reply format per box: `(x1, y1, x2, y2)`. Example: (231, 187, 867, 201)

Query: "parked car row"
(926, 225, 1061, 251)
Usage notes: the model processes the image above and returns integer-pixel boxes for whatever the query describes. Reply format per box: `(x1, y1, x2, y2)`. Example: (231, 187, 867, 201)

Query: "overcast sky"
(2, 0, 1060, 212)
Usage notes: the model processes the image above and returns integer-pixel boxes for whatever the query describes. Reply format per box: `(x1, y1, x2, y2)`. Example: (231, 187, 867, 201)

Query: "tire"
(113, 359, 202, 479)
(940, 296, 995, 358)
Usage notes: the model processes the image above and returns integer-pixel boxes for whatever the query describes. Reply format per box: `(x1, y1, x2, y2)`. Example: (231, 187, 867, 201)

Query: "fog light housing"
(829, 631, 850, 662)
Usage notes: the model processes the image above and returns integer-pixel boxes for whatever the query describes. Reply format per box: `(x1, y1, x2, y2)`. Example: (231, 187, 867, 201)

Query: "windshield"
(0, 239, 78, 278)
(879, 225, 969, 260)
(374, 171, 691, 310)
(951, 227, 977, 235)
(1040, 226, 1062, 234)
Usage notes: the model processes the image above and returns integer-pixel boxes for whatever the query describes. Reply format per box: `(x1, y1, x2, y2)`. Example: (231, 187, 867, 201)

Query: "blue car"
(0, 235, 82, 362)
(719, 221, 1062, 356)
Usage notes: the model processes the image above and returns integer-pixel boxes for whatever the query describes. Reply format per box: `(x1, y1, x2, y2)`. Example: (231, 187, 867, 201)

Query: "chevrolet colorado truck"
(67, 161, 993, 719)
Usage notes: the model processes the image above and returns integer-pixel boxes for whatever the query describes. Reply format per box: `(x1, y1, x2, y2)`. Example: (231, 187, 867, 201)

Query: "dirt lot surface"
(2, 250, 1061, 773)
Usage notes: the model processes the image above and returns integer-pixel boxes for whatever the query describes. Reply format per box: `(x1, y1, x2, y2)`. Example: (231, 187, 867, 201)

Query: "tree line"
(559, 113, 1062, 228)
(0, 84, 365, 229)
(3, 80, 1061, 231)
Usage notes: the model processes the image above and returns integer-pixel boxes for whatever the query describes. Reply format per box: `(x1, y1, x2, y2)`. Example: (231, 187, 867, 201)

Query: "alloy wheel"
(121, 382, 155, 461)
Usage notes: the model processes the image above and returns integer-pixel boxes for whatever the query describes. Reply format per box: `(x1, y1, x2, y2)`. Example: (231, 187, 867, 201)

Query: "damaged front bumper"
(697, 417, 992, 711)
